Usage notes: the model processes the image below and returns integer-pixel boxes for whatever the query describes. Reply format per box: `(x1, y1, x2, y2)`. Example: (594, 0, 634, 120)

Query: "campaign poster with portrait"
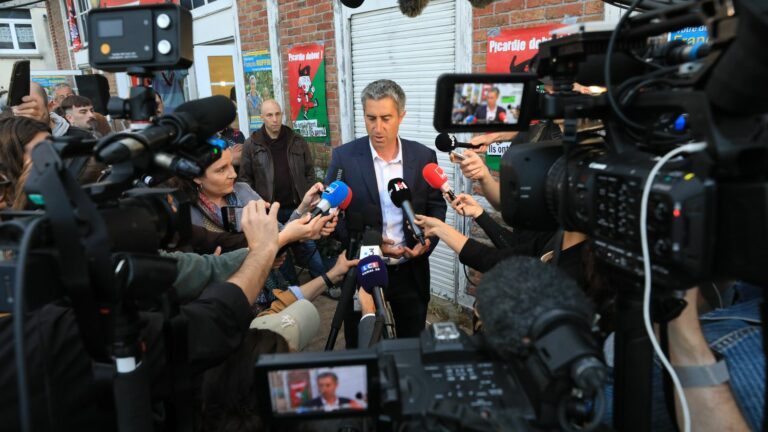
(287, 43, 330, 144)
(242, 50, 275, 134)
(31, 71, 82, 104)
(484, 24, 563, 169)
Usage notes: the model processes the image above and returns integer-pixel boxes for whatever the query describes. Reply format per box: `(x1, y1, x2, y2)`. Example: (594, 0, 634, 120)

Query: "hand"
(358, 288, 376, 315)
(213, 246, 222, 256)
(450, 193, 484, 218)
(297, 182, 325, 215)
(282, 212, 334, 243)
(414, 214, 449, 238)
(272, 252, 287, 269)
(667, 288, 715, 365)
(320, 211, 338, 237)
(403, 238, 431, 259)
(381, 237, 405, 259)
(12, 95, 47, 123)
(459, 150, 492, 182)
(327, 251, 359, 283)
(241, 200, 279, 252)
(230, 143, 243, 165)
(469, 133, 498, 153)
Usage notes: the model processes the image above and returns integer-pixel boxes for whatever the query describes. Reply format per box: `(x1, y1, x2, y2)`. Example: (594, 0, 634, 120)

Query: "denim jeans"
(603, 285, 765, 430)
(277, 207, 328, 284)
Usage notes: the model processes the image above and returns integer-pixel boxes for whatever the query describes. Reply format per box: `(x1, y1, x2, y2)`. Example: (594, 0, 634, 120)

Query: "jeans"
(603, 284, 765, 430)
(277, 206, 327, 285)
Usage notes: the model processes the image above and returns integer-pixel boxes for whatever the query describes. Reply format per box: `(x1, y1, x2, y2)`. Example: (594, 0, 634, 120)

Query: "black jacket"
(239, 125, 315, 204)
(302, 396, 355, 409)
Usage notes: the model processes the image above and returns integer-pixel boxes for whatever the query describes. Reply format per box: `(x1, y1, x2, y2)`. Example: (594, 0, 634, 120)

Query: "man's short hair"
(361, 79, 406, 114)
(60, 95, 93, 113)
(53, 83, 73, 92)
(488, 87, 501, 97)
(317, 372, 338, 382)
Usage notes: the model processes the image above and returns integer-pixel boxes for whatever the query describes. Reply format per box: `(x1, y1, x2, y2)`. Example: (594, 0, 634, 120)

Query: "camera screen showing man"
(267, 365, 368, 415)
(451, 83, 524, 126)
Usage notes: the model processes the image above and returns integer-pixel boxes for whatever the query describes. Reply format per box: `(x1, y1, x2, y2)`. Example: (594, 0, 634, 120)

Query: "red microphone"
(498, 110, 507, 123)
(339, 187, 353, 210)
(422, 163, 457, 202)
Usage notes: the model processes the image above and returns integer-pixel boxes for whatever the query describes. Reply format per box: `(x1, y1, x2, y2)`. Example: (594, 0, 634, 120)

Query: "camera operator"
(0, 199, 279, 430)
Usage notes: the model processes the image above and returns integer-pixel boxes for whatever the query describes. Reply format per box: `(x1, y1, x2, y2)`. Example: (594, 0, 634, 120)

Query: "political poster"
(668, 26, 708, 45)
(486, 24, 564, 73)
(287, 43, 330, 144)
(31, 71, 82, 104)
(242, 50, 274, 134)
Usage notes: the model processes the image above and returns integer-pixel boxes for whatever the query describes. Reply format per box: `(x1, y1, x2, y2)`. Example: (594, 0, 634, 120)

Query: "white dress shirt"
(485, 105, 497, 122)
(369, 138, 406, 263)
(322, 397, 340, 412)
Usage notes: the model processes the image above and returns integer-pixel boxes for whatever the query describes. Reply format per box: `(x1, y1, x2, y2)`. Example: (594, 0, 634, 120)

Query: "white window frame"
(183, 0, 231, 18)
(0, 15, 39, 55)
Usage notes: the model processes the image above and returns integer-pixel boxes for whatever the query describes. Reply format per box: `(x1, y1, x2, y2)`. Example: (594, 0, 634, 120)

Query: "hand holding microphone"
(387, 178, 426, 246)
(450, 193, 484, 218)
(310, 180, 350, 218)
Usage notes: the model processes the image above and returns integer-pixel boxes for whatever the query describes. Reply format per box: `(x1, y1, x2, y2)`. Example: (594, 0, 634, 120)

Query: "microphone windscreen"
(476, 256, 593, 359)
(357, 255, 388, 293)
(346, 211, 364, 233)
(435, 133, 455, 152)
(321, 180, 350, 207)
(498, 110, 507, 122)
(360, 230, 382, 248)
(339, 187, 353, 210)
(387, 178, 412, 208)
(174, 95, 236, 138)
(467, 0, 497, 7)
(422, 162, 449, 189)
(340, 0, 365, 7)
(398, 0, 429, 17)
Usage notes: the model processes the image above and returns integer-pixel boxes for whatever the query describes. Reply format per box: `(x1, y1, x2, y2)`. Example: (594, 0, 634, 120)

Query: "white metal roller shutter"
(350, 0, 458, 301)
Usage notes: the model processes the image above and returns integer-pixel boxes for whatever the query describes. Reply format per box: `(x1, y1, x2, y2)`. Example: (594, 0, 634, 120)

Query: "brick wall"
(45, 0, 74, 70)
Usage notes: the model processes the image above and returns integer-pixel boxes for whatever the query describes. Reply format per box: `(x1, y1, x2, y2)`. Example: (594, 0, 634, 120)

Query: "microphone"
(310, 180, 350, 218)
(435, 133, 481, 152)
(422, 162, 456, 202)
(476, 256, 607, 393)
(398, 0, 429, 17)
(387, 178, 426, 246)
(345, 211, 364, 261)
(339, 187, 353, 211)
(357, 255, 396, 339)
(358, 229, 383, 260)
(97, 95, 236, 164)
(340, 0, 364, 7)
(498, 110, 507, 123)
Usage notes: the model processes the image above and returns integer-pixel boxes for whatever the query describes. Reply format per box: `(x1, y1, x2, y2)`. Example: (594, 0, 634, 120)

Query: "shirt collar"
(369, 137, 403, 164)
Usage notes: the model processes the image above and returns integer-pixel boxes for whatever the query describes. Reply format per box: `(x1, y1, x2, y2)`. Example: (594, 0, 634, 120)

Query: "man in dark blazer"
(301, 372, 362, 411)
(473, 87, 507, 124)
(325, 79, 447, 343)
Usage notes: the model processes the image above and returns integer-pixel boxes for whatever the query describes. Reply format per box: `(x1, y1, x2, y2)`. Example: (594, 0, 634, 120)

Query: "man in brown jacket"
(239, 99, 327, 284)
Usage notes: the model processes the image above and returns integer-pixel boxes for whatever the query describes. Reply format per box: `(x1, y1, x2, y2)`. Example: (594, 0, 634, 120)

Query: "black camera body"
(256, 322, 538, 431)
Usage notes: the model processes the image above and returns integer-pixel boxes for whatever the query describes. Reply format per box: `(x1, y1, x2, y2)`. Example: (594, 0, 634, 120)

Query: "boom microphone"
(476, 256, 607, 392)
(387, 178, 426, 246)
(435, 133, 481, 152)
(398, 0, 429, 17)
(422, 162, 456, 202)
(310, 180, 350, 218)
(97, 95, 236, 164)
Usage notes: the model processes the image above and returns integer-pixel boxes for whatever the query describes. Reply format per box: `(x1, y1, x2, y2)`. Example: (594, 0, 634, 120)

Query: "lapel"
(400, 138, 417, 194)
(354, 138, 380, 205)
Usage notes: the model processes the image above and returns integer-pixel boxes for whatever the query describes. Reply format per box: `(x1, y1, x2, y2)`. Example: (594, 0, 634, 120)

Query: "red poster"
(66, 0, 81, 52)
(486, 24, 564, 73)
(286, 43, 330, 143)
(96, 0, 173, 6)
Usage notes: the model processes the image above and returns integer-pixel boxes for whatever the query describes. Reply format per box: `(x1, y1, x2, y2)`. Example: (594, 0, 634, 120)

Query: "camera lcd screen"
(452, 83, 525, 126)
(267, 365, 369, 416)
(97, 19, 124, 38)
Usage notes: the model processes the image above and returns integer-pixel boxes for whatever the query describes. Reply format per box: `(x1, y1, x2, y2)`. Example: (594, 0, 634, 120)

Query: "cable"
(13, 216, 46, 432)
(640, 141, 707, 432)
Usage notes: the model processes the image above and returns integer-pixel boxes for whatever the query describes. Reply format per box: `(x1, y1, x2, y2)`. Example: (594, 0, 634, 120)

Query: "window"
(0, 9, 37, 53)
(180, 0, 218, 11)
(72, 0, 90, 44)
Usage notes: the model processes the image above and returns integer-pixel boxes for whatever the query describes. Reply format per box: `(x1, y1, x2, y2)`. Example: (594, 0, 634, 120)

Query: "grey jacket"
(238, 125, 315, 205)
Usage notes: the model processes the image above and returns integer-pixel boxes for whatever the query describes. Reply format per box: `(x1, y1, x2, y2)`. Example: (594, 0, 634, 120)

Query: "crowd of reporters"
(0, 76, 763, 432)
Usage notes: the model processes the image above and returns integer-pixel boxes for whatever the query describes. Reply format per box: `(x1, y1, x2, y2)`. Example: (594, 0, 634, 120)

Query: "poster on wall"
(484, 24, 563, 170)
(31, 71, 83, 103)
(287, 43, 330, 144)
(242, 50, 275, 134)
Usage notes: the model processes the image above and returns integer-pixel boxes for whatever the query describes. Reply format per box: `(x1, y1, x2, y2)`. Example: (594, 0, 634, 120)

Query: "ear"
(193, 177, 203, 186)
(399, 110, 407, 122)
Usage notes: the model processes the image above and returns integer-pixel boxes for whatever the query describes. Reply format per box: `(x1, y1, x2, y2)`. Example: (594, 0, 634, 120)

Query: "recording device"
(435, 132, 480, 151)
(310, 180, 350, 218)
(339, 187, 354, 210)
(8, 60, 30, 107)
(434, 73, 536, 133)
(357, 255, 396, 340)
(88, 4, 193, 72)
(422, 162, 457, 202)
(3, 5, 234, 431)
(221, 205, 243, 232)
(387, 178, 426, 246)
(75, 74, 111, 116)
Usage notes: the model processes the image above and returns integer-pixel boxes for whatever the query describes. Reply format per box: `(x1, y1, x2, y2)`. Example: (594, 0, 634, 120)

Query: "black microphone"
(357, 255, 396, 339)
(435, 132, 481, 152)
(97, 95, 236, 164)
(345, 211, 364, 260)
(387, 178, 425, 246)
(476, 256, 607, 393)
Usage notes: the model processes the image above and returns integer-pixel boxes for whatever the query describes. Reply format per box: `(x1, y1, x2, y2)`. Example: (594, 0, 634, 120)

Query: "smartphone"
(221, 205, 243, 232)
(8, 60, 30, 107)
(450, 151, 466, 162)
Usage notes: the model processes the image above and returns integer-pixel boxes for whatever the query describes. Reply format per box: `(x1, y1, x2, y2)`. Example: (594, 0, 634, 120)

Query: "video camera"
(435, 0, 768, 290)
(2, 4, 236, 431)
